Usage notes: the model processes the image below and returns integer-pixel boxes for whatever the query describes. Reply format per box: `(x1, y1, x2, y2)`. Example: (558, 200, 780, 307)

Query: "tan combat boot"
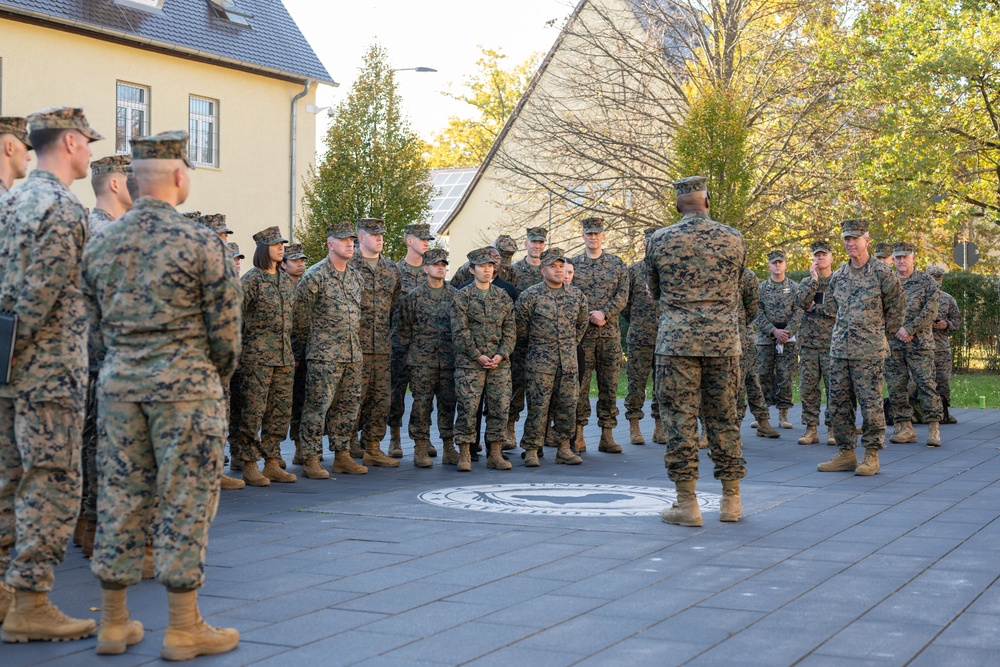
(660, 480, 702, 527)
(889, 421, 917, 443)
(332, 449, 368, 475)
(241, 460, 270, 487)
(524, 448, 540, 467)
(629, 419, 645, 445)
(817, 448, 858, 472)
(413, 440, 433, 468)
(301, 456, 330, 480)
(719, 479, 742, 522)
(363, 443, 400, 468)
(797, 425, 819, 445)
(598, 427, 622, 453)
(142, 544, 155, 580)
(504, 421, 517, 450)
(778, 408, 793, 429)
(388, 426, 403, 458)
(1, 589, 97, 643)
(574, 425, 586, 453)
(220, 474, 245, 490)
(855, 448, 880, 476)
(263, 459, 297, 483)
(652, 418, 666, 444)
(96, 586, 144, 655)
(82, 520, 96, 559)
(441, 439, 460, 465)
(756, 418, 780, 438)
(349, 433, 364, 458)
(427, 440, 440, 458)
(161, 590, 239, 661)
(487, 442, 512, 470)
(750, 420, 759, 429)
(457, 444, 472, 472)
(827, 429, 837, 445)
(292, 442, 305, 465)
(0, 581, 13, 623)
(555, 441, 583, 465)
(277, 457, 287, 469)
(926, 421, 941, 448)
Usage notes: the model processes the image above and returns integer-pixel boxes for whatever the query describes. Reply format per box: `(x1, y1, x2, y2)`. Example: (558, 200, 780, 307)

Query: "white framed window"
(116, 82, 150, 156)
(188, 95, 220, 168)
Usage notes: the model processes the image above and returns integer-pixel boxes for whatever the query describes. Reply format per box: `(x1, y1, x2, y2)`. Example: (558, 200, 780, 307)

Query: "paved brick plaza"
(7, 400, 1000, 666)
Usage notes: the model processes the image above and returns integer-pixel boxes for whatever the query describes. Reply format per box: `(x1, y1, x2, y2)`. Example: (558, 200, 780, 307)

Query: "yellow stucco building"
(0, 0, 335, 258)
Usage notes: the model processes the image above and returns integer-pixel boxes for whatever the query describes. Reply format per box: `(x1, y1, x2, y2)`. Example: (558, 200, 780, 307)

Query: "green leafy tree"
(301, 42, 434, 261)
(424, 48, 541, 168)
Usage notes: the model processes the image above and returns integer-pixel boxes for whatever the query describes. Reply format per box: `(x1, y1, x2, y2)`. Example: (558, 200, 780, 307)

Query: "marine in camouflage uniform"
(648, 176, 747, 527)
(452, 248, 516, 470)
(0, 108, 101, 639)
(755, 249, 800, 427)
(293, 222, 367, 478)
(885, 241, 943, 446)
(198, 212, 233, 243)
(508, 227, 548, 444)
(738, 268, 776, 436)
(623, 228, 663, 445)
(449, 235, 518, 287)
(281, 244, 310, 455)
(349, 218, 401, 467)
(800, 219, 905, 476)
(0, 117, 32, 198)
(389, 223, 434, 456)
(572, 217, 630, 452)
(927, 266, 960, 424)
(397, 249, 458, 464)
(516, 248, 589, 466)
(230, 226, 297, 485)
(794, 241, 837, 445)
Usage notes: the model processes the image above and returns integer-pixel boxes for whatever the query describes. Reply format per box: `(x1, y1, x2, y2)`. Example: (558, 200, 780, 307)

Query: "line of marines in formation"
(0, 107, 966, 660)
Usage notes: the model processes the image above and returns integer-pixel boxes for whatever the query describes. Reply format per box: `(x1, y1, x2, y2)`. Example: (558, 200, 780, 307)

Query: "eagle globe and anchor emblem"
(418, 483, 721, 517)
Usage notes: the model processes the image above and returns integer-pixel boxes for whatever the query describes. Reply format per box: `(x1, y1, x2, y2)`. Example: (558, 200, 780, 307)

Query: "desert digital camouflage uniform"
(516, 251, 589, 451)
(0, 166, 90, 592)
(293, 239, 364, 457)
(509, 230, 547, 427)
(84, 152, 242, 589)
(799, 222, 905, 452)
(647, 190, 747, 483)
(929, 274, 959, 405)
(886, 249, 942, 425)
(796, 266, 836, 429)
(738, 268, 769, 423)
(451, 260, 516, 448)
(88, 208, 115, 236)
(349, 224, 401, 447)
(389, 227, 434, 432)
(755, 257, 801, 409)
(231, 228, 295, 463)
(283, 244, 309, 444)
(397, 265, 458, 443)
(572, 221, 630, 430)
(623, 248, 661, 422)
(512, 258, 544, 293)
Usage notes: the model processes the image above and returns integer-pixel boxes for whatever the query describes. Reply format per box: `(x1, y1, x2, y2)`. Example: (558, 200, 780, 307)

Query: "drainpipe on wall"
(289, 78, 313, 243)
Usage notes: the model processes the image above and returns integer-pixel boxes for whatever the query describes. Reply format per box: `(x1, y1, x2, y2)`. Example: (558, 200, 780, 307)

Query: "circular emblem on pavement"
(418, 483, 721, 517)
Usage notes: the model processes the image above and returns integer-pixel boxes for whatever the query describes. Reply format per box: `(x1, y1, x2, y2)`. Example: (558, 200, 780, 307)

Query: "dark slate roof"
(0, 0, 334, 85)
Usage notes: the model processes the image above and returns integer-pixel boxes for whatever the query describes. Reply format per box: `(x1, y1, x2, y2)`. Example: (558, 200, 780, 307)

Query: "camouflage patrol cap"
(326, 220, 357, 239)
(357, 217, 387, 235)
(892, 241, 916, 257)
(874, 242, 893, 258)
(253, 225, 288, 246)
(27, 107, 104, 142)
(227, 242, 244, 259)
(526, 227, 547, 242)
(673, 175, 707, 195)
(181, 211, 202, 221)
(495, 235, 518, 257)
(130, 130, 194, 169)
(467, 247, 497, 266)
(839, 219, 869, 238)
(284, 243, 307, 260)
(767, 249, 786, 263)
(926, 265, 945, 282)
(0, 117, 31, 148)
(200, 214, 233, 234)
(423, 248, 449, 265)
(540, 247, 566, 266)
(90, 155, 131, 177)
(810, 240, 833, 255)
(404, 222, 435, 240)
(581, 217, 606, 234)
